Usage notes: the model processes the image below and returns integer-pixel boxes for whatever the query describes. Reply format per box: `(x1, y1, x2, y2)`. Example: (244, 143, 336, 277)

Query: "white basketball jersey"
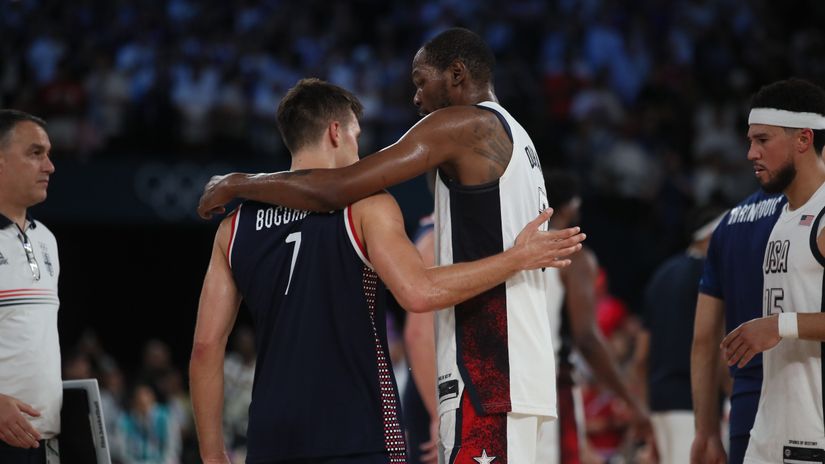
(433, 101, 558, 418)
(745, 181, 825, 463)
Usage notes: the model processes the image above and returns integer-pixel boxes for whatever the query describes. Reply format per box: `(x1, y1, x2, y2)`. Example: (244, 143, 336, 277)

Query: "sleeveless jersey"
(433, 101, 557, 417)
(228, 201, 406, 463)
(699, 189, 784, 438)
(745, 182, 825, 463)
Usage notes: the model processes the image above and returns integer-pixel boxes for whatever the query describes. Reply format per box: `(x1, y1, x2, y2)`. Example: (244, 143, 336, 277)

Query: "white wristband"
(778, 312, 799, 339)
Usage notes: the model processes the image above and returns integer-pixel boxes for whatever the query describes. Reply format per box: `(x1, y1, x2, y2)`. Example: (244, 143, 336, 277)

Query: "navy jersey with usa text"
(227, 200, 406, 463)
(698, 189, 784, 439)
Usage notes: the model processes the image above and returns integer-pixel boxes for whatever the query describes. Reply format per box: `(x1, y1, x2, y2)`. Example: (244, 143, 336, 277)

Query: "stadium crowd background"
(3, 0, 825, 462)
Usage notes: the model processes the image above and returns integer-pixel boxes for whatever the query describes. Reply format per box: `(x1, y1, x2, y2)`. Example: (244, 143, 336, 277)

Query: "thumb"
(526, 208, 553, 231)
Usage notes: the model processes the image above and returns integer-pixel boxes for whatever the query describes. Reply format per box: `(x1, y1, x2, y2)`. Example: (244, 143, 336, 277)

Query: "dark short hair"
(420, 28, 495, 84)
(544, 170, 580, 210)
(276, 78, 363, 154)
(0, 110, 47, 147)
(750, 78, 825, 154)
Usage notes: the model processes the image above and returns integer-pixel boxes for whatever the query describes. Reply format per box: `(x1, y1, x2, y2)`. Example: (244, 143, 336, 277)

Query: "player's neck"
(460, 84, 497, 106)
(290, 150, 338, 171)
(785, 153, 825, 210)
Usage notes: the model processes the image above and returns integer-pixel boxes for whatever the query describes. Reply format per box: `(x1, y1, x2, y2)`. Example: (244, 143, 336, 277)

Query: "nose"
(413, 89, 422, 108)
(43, 155, 55, 174)
(746, 144, 758, 161)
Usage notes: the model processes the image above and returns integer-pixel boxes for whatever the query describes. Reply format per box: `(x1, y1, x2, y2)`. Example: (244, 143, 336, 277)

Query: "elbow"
(394, 289, 432, 314)
(189, 340, 224, 371)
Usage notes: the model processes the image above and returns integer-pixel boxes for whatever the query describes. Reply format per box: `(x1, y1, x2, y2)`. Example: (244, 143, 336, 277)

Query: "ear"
(448, 59, 467, 86)
(328, 121, 342, 148)
(797, 128, 814, 153)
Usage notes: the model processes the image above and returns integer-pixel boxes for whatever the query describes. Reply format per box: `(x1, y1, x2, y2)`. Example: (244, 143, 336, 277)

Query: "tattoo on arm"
(466, 116, 511, 172)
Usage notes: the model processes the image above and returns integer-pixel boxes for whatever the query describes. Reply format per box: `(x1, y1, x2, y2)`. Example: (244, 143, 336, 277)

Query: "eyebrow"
(29, 143, 48, 151)
(748, 131, 770, 140)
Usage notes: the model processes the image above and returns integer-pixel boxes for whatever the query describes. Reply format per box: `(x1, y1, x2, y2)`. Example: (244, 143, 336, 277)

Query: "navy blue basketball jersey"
(698, 189, 784, 438)
(228, 200, 406, 463)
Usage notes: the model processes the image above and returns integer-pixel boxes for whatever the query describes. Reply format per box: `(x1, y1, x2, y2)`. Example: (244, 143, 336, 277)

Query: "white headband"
(748, 108, 825, 130)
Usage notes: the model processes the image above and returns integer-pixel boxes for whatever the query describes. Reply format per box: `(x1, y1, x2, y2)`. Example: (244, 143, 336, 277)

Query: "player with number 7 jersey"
(188, 78, 585, 464)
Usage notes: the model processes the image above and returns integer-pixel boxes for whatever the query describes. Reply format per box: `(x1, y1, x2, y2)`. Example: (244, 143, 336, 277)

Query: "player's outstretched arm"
(357, 193, 584, 313)
(197, 107, 484, 219)
(190, 216, 242, 464)
(690, 293, 727, 464)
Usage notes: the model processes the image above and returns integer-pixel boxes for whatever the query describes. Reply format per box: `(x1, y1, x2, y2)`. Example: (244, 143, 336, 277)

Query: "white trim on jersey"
(227, 203, 242, 269)
(344, 205, 372, 269)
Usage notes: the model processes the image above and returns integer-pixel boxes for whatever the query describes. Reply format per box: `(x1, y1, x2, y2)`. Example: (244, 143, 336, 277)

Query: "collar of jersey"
(0, 212, 37, 230)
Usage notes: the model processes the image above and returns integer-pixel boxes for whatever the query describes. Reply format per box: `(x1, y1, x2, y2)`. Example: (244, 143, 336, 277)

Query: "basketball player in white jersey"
(719, 78, 825, 463)
(196, 28, 572, 463)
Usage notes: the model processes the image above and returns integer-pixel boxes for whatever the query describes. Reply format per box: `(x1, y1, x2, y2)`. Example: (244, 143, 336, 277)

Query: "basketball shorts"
(438, 391, 556, 464)
(650, 411, 695, 464)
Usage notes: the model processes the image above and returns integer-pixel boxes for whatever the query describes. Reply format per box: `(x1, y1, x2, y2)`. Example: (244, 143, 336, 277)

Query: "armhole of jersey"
(345, 205, 372, 269)
(809, 204, 825, 268)
(227, 203, 242, 269)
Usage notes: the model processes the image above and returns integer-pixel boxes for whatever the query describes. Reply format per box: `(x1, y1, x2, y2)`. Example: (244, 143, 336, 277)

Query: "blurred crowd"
(4, 0, 825, 304)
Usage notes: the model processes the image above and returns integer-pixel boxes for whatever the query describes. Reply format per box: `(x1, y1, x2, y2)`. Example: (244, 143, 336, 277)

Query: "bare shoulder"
(353, 191, 400, 211)
(351, 192, 403, 226)
(433, 105, 512, 178)
(214, 207, 240, 254)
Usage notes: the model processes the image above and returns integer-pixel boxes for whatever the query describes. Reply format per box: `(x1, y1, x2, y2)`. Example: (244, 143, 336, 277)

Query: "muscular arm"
(356, 194, 584, 314)
(198, 107, 510, 218)
(403, 229, 439, 462)
(403, 229, 438, 419)
(562, 248, 648, 419)
(189, 217, 242, 464)
(689, 293, 727, 464)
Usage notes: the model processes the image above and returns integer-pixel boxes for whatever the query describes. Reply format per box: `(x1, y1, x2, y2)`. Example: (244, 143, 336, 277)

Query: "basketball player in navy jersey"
(197, 28, 568, 463)
(717, 79, 825, 463)
(189, 78, 584, 464)
(690, 189, 785, 464)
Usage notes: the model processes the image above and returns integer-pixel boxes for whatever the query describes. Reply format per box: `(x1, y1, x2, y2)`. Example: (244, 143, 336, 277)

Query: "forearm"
(404, 313, 438, 418)
(403, 249, 521, 313)
(189, 343, 229, 460)
(227, 171, 349, 211)
(577, 330, 639, 408)
(691, 328, 723, 434)
(797, 313, 825, 340)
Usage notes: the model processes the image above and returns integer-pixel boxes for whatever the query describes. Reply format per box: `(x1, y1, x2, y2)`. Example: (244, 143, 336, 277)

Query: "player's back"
(433, 101, 557, 417)
(228, 200, 404, 462)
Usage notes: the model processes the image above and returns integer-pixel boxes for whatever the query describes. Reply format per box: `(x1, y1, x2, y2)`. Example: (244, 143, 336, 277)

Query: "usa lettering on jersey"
(255, 206, 309, 230)
(764, 240, 790, 274)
